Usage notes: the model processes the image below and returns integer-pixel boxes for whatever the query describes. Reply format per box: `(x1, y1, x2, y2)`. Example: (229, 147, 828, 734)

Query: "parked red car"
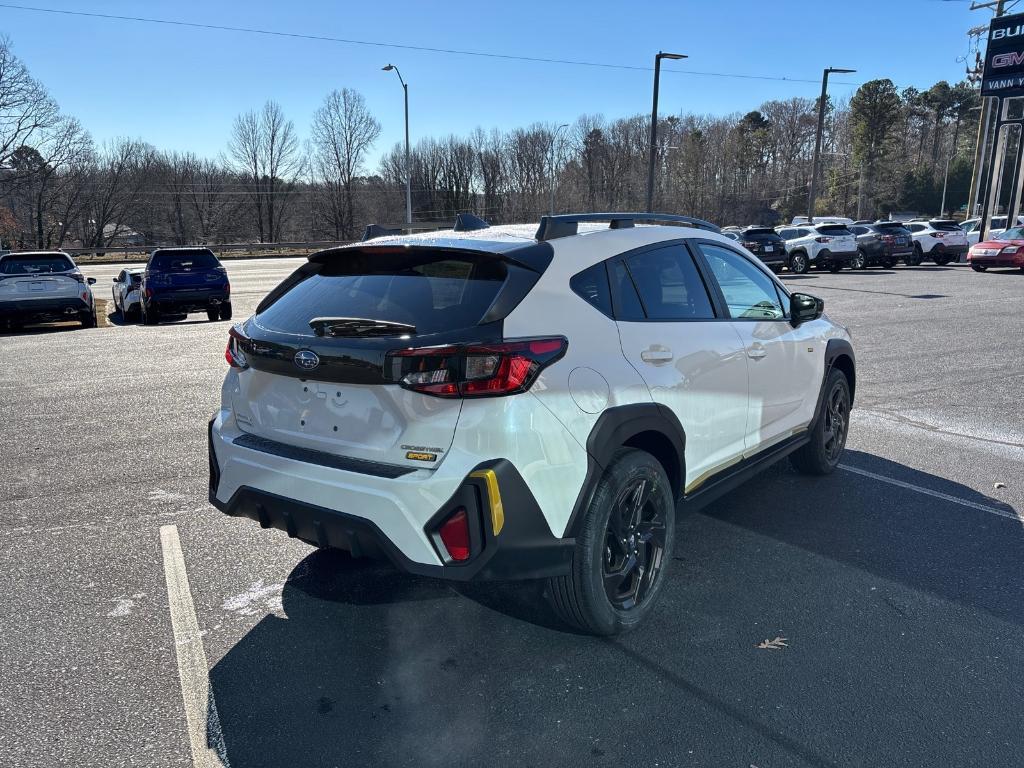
(967, 226, 1024, 272)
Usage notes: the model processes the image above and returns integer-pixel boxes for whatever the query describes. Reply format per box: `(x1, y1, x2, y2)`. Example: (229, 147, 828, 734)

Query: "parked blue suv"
(141, 247, 231, 325)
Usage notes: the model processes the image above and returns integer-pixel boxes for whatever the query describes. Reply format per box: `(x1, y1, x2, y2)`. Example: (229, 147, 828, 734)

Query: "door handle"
(747, 344, 767, 360)
(640, 346, 673, 363)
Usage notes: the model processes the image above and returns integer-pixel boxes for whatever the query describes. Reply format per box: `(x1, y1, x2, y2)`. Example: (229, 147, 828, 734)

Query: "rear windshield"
(0, 255, 74, 274)
(148, 250, 220, 271)
(256, 250, 509, 336)
(873, 223, 910, 233)
(816, 225, 853, 236)
(129, 273, 143, 284)
(930, 221, 962, 232)
(742, 228, 780, 238)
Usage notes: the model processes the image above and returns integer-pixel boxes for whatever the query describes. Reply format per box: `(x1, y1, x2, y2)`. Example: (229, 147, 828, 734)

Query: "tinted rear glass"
(930, 221, 962, 232)
(742, 228, 781, 238)
(149, 250, 220, 271)
(874, 222, 908, 231)
(0, 255, 74, 274)
(256, 251, 508, 336)
(130, 273, 143, 284)
(816, 225, 853, 236)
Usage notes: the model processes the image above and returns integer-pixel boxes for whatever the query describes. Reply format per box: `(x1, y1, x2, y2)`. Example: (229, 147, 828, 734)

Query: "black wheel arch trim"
(564, 403, 687, 539)
(816, 338, 856, 419)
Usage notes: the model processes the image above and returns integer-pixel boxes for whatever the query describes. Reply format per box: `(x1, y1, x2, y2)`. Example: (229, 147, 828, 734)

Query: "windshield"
(995, 227, 1024, 240)
(0, 255, 75, 274)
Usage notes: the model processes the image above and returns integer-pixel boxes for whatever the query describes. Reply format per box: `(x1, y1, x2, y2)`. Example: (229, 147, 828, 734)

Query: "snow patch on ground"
(222, 580, 284, 616)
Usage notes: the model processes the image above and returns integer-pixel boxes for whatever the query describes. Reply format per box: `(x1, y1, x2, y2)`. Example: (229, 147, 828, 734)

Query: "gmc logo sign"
(993, 51, 1024, 68)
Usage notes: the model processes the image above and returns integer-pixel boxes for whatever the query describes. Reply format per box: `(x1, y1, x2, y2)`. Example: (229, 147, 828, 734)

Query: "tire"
(828, 260, 842, 273)
(933, 248, 950, 266)
(547, 449, 675, 636)
(909, 244, 923, 266)
(78, 310, 96, 328)
(791, 367, 851, 476)
(851, 250, 867, 270)
(971, 264, 987, 272)
(882, 257, 895, 269)
(789, 251, 809, 274)
(142, 302, 160, 326)
(207, 308, 219, 322)
(219, 302, 232, 321)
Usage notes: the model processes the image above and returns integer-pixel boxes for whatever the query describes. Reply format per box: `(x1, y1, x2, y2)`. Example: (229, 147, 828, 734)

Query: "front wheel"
(789, 252, 809, 274)
(547, 448, 675, 636)
(971, 264, 987, 272)
(851, 250, 867, 270)
(791, 368, 851, 476)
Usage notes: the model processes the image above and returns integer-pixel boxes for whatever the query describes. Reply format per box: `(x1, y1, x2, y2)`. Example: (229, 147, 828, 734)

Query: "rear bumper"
(148, 289, 228, 312)
(208, 414, 575, 581)
(0, 296, 90, 322)
(937, 244, 968, 256)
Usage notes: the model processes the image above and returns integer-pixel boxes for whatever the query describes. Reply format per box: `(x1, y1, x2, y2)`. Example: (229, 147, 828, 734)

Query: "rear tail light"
(225, 326, 249, 369)
(933, 232, 946, 238)
(741, 240, 758, 249)
(387, 337, 567, 398)
(438, 507, 471, 561)
(814, 236, 830, 243)
(880, 234, 895, 242)
(145, 287, 153, 298)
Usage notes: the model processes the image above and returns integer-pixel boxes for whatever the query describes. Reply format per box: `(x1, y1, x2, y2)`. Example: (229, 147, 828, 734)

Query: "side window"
(777, 228, 793, 239)
(621, 245, 715, 320)
(116, 270, 125, 282)
(697, 244, 786, 321)
(610, 259, 645, 321)
(907, 224, 923, 232)
(569, 262, 612, 317)
(850, 226, 866, 235)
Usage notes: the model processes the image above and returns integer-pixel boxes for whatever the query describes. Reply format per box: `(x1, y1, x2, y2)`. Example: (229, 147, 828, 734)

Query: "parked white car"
(790, 216, 855, 227)
(0, 250, 97, 330)
(111, 266, 144, 320)
(209, 212, 855, 635)
(961, 216, 1023, 246)
(775, 223, 858, 273)
(904, 220, 969, 265)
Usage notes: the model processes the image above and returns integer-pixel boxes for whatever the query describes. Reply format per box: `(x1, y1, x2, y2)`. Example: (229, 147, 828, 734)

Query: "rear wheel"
(909, 244, 923, 266)
(219, 302, 232, 321)
(882, 257, 895, 269)
(142, 302, 160, 325)
(78, 310, 96, 328)
(791, 368, 850, 476)
(547, 448, 675, 636)
(971, 264, 987, 272)
(851, 250, 867, 270)
(933, 249, 950, 266)
(828, 260, 842, 273)
(207, 307, 219, 322)
(789, 252, 809, 274)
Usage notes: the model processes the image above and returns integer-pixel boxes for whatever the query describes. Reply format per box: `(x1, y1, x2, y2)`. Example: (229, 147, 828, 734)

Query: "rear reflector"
(388, 337, 567, 398)
(225, 326, 249, 369)
(438, 508, 471, 561)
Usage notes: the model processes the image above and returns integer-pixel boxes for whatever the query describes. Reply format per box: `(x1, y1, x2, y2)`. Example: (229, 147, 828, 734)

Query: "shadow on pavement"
(208, 452, 1022, 768)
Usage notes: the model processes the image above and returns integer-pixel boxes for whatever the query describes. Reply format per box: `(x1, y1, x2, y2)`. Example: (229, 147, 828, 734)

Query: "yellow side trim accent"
(470, 469, 504, 535)
(684, 426, 812, 495)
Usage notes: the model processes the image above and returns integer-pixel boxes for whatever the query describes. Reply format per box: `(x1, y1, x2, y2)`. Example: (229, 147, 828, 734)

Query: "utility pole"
(808, 67, 855, 222)
(645, 51, 687, 213)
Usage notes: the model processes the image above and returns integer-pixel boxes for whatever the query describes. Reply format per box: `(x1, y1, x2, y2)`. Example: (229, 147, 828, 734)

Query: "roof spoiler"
(362, 224, 402, 241)
(453, 212, 490, 232)
(535, 212, 720, 242)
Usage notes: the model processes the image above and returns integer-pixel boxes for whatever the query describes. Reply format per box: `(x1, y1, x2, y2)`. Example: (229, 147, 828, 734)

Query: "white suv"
(904, 220, 969, 265)
(209, 213, 855, 635)
(0, 250, 98, 330)
(775, 224, 858, 273)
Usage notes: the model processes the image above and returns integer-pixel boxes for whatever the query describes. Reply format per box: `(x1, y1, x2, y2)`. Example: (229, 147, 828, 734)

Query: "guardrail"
(64, 241, 351, 257)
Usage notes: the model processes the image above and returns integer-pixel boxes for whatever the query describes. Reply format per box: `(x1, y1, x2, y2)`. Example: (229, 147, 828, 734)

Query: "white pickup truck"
(0, 251, 97, 330)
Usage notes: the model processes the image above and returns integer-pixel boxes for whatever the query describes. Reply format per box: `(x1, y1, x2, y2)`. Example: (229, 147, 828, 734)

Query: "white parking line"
(160, 525, 231, 767)
(838, 464, 1022, 523)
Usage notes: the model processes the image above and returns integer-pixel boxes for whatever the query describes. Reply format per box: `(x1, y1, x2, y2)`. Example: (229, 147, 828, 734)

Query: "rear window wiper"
(309, 317, 417, 337)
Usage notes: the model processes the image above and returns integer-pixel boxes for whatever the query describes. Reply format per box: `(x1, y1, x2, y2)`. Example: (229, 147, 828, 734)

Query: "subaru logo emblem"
(293, 350, 320, 371)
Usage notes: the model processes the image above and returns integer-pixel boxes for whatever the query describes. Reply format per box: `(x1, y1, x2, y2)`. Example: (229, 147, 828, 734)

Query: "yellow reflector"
(470, 469, 504, 535)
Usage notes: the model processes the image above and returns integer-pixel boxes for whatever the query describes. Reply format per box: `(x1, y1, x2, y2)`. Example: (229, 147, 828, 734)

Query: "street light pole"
(645, 51, 687, 213)
(550, 123, 569, 214)
(383, 64, 412, 227)
(808, 66, 855, 222)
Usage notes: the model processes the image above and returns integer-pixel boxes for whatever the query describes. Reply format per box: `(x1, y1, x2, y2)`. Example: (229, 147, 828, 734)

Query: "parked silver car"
(0, 251, 97, 330)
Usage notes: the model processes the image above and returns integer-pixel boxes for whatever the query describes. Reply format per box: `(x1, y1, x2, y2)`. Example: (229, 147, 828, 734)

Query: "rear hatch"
(815, 224, 857, 252)
(873, 222, 912, 250)
(229, 243, 551, 470)
(146, 249, 227, 293)
(0, 254, 83, 302)
(739, 228, 785, 257)
(930, 220, 967, 245)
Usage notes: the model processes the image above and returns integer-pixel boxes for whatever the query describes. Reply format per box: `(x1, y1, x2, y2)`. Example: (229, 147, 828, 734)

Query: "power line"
(0, 3, 863, 87)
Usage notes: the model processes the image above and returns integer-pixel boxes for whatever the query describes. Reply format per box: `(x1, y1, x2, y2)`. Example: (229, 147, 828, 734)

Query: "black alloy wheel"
(822, 380, 850, 465)
(602, 477, 669, 612)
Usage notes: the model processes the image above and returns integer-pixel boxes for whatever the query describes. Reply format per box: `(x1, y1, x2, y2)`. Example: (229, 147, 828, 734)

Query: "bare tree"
(310, 88, 380, 239)
(79, 138, 155, 248)
(228, 100, 303, 242)
(0, 37, 58, 170)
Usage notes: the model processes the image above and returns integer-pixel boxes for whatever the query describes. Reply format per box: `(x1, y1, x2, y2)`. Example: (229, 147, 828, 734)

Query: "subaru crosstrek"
(209, 213, 855, 635)
(141, 247, 231, 325)
(0, 250, 97, 330)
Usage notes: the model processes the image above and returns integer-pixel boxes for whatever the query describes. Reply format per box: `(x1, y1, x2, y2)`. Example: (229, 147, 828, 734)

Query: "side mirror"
(790, 292, 823, 326)
(87, 277, 97, 285)
(111, 276, 118, 283)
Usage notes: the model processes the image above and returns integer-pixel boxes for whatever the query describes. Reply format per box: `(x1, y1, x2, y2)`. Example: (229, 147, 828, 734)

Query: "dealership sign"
(983, 12, 1024, 96)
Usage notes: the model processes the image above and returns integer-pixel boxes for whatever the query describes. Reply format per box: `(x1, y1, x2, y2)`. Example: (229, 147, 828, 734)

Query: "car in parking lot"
(209, 212, 855, 635)
(776, 223, 858, 273)
(111, 267, 144, 320)
(849, 222, 914, 269)
(904, 220, 968, 265)
(967, 226, 1024, 272)
(0, 250, 97, 330)
(140, 247, 231, 325)
(737, 226, 787, 272)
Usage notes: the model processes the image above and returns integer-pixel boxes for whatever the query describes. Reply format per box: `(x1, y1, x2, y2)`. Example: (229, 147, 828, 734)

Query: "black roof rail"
(453, 212, 490, 232)
(535, 212, 720, 242)
(362, 224, 402, 241)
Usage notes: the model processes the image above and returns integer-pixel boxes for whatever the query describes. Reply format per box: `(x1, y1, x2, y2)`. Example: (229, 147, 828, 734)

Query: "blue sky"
(0, 0, 989, 166)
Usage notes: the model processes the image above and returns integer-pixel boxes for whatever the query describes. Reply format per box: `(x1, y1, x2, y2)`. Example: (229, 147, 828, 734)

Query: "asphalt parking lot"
(1, 258, 1022, 768)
